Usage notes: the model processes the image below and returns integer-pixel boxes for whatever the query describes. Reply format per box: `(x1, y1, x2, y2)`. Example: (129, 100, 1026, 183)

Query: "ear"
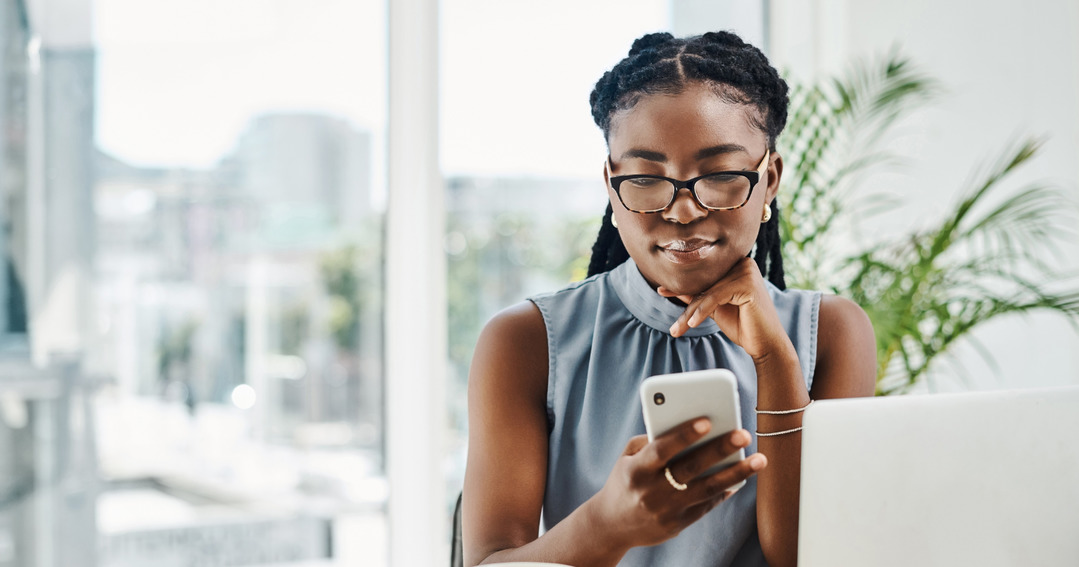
(764, 152, 784, 206)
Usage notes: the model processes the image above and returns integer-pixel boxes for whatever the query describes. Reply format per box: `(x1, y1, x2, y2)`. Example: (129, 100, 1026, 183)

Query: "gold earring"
(761, 204, 772, 223)
(611, 215, 619, 228)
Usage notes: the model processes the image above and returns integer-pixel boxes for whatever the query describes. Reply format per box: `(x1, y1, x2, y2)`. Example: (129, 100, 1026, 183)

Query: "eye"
(624, 177, 667, 189)
(700, 173, 742, 185)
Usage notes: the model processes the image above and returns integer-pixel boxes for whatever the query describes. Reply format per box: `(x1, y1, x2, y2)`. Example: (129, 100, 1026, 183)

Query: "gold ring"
(664, 467, 688, 491)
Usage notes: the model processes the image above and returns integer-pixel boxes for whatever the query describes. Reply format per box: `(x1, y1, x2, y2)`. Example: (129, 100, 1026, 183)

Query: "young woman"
(463, 31, 876, 567)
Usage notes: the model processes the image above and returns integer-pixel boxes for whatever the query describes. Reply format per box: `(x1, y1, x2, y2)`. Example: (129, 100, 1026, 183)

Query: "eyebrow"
(619, 143, 749, 163)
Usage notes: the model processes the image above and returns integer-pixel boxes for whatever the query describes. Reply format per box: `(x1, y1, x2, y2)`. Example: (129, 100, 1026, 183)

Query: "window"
(92, 2, 389, 564)
(3, 1, 390, 565)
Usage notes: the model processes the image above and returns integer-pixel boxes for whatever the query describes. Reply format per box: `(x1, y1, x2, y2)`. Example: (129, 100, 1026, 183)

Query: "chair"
(451, 491, 464, 567)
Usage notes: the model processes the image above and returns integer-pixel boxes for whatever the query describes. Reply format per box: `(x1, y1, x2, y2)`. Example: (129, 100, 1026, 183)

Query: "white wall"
(771, 0, 1079, 391)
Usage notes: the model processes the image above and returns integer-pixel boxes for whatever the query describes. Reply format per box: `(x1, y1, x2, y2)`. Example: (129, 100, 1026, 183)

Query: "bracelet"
(756, 426, 803, 437)
(755, 399, 814, 415)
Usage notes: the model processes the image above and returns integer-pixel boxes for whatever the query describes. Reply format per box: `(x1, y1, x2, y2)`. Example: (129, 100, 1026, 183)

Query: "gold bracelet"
(756, 426, 803, 437)
(755, 399, 813, 415)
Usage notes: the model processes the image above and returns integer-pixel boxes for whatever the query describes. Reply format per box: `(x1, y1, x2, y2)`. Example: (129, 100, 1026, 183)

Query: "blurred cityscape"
(90, 111, 387, 566)
(0, 0, 603, 564)
(93, 112, 383, 438)
(4, 0, 1073, 563)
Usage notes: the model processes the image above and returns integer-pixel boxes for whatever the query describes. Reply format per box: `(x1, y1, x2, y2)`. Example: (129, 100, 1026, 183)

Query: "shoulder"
(469, 301, 549, 405)
(480, 301, 547, 351)
(817, 295, 873, 348)
(812, 295, 877, 398)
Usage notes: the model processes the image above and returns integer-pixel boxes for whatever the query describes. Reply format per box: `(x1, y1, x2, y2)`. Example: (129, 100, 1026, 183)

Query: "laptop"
(798, 386, 1079, 566)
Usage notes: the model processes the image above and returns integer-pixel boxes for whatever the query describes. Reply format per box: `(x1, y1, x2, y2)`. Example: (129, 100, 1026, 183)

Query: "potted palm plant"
(778, 51, 1079, 394)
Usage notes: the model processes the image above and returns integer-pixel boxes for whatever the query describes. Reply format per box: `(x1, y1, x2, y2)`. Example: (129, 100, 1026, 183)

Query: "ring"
(664, 467, 688, 491)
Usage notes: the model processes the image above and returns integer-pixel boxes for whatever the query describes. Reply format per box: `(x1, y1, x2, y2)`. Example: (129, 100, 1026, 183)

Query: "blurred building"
(1, 0, 28, 337)
(1, 0, 99, 566)
(225, 113, 374, 229)
(446, 175, 603, 221)
(88, 112, 382, 565)
(444, 174, 603, 315)
(94, 112, 381, 441)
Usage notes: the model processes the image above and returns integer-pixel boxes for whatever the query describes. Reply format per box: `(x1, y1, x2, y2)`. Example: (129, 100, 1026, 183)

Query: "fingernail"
(750, 455, 766, 471)
(734, 429, 750, 445)
(694, 419, 711, 434)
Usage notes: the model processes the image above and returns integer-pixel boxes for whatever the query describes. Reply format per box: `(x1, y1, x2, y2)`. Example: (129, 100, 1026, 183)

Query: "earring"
(761, 204, 772, 223)
(611, 215, 619, 229)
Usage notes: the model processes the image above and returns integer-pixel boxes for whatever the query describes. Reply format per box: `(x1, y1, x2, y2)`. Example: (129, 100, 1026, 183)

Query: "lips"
(658, 238, 717, 264)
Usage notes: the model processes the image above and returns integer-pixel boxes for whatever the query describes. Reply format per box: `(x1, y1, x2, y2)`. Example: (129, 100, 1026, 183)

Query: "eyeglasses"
(606, 149, 770, 213)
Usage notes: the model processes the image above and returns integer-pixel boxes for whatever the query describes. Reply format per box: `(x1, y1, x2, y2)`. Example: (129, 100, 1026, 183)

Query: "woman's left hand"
(659, 257, 792, 361)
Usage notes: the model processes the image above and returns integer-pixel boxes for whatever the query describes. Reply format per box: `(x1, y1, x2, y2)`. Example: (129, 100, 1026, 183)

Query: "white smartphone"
(640, 368, 746, 488)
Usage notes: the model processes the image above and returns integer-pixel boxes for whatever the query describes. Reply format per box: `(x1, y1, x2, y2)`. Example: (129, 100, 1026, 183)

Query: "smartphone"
(640, 368, 746, 488)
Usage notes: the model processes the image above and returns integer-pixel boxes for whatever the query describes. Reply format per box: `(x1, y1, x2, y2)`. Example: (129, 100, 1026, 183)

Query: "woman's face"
(604, 82, 782, 296)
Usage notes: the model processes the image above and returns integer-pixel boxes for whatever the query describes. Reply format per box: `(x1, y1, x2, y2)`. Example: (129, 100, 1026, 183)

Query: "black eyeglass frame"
(606, 149, 771, 214)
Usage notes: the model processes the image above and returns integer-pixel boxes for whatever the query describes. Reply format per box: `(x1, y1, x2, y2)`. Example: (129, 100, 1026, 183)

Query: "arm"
(754, 294, 876, 567)
(464, 302, 581, 565)
(664, 260, 877, 567)
(464, 301, 762, 566)
(464, 302, 629, 566)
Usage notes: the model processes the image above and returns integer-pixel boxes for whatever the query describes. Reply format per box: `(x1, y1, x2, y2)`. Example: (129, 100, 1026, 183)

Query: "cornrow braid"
(586, 30, 789, 290)
(753, 199, 786, 290)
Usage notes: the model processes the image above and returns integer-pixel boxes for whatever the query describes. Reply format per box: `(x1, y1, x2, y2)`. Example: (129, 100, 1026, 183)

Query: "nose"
(661, 187, 709, 224)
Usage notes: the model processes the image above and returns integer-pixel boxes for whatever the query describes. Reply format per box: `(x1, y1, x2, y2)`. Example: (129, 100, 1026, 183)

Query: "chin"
(655, 253, 749, 296)
(633, 245, 745, 296)
(656, 269, 719, 298)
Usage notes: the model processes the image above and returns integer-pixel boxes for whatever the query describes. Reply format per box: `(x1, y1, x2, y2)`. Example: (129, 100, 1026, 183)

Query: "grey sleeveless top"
(529, 258, 820, 566)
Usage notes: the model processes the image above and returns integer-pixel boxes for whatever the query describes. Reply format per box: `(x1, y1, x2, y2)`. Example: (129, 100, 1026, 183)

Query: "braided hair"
(586, 31, 788, 290)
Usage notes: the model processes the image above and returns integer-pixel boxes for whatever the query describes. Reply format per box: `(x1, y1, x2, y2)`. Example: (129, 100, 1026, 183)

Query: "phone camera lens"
(654, 393, 665, 405)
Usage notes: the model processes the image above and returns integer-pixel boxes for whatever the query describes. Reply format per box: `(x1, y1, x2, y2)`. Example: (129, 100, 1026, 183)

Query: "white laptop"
(798, 386, 1079, 567)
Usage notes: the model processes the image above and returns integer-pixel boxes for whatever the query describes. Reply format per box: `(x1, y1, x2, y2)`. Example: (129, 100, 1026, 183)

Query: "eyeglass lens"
(619, 173, 751, 211)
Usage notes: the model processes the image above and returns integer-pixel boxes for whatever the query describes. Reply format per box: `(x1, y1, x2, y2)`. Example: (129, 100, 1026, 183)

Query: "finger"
(686, 293, 723, 328)
(680, 491, 729, 525)
(668, 429, 752, 483)
(641, 418, 711, 467)
(673, 280, 753, 337)
(669, 317, 687, 338)
(656, 286, 696, 303)
(623, 434, 650, 456)
(690, 452, 767, 503)
(684, 282, 747, 329)
(669, 294, 707, 337)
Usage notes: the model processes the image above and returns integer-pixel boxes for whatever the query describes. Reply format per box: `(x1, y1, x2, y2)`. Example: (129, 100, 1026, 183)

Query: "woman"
(463, 30, 876, 567)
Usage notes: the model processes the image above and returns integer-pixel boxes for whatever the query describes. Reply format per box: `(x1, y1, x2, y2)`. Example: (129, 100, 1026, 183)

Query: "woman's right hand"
(585, 418, 767, 551)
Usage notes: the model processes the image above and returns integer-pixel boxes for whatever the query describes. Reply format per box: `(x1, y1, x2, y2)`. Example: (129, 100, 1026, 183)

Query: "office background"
(1, 0, 1077, 565)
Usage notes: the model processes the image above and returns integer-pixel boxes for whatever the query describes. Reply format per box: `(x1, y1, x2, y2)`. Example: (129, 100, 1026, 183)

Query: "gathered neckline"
(609, 259, 721, 337)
